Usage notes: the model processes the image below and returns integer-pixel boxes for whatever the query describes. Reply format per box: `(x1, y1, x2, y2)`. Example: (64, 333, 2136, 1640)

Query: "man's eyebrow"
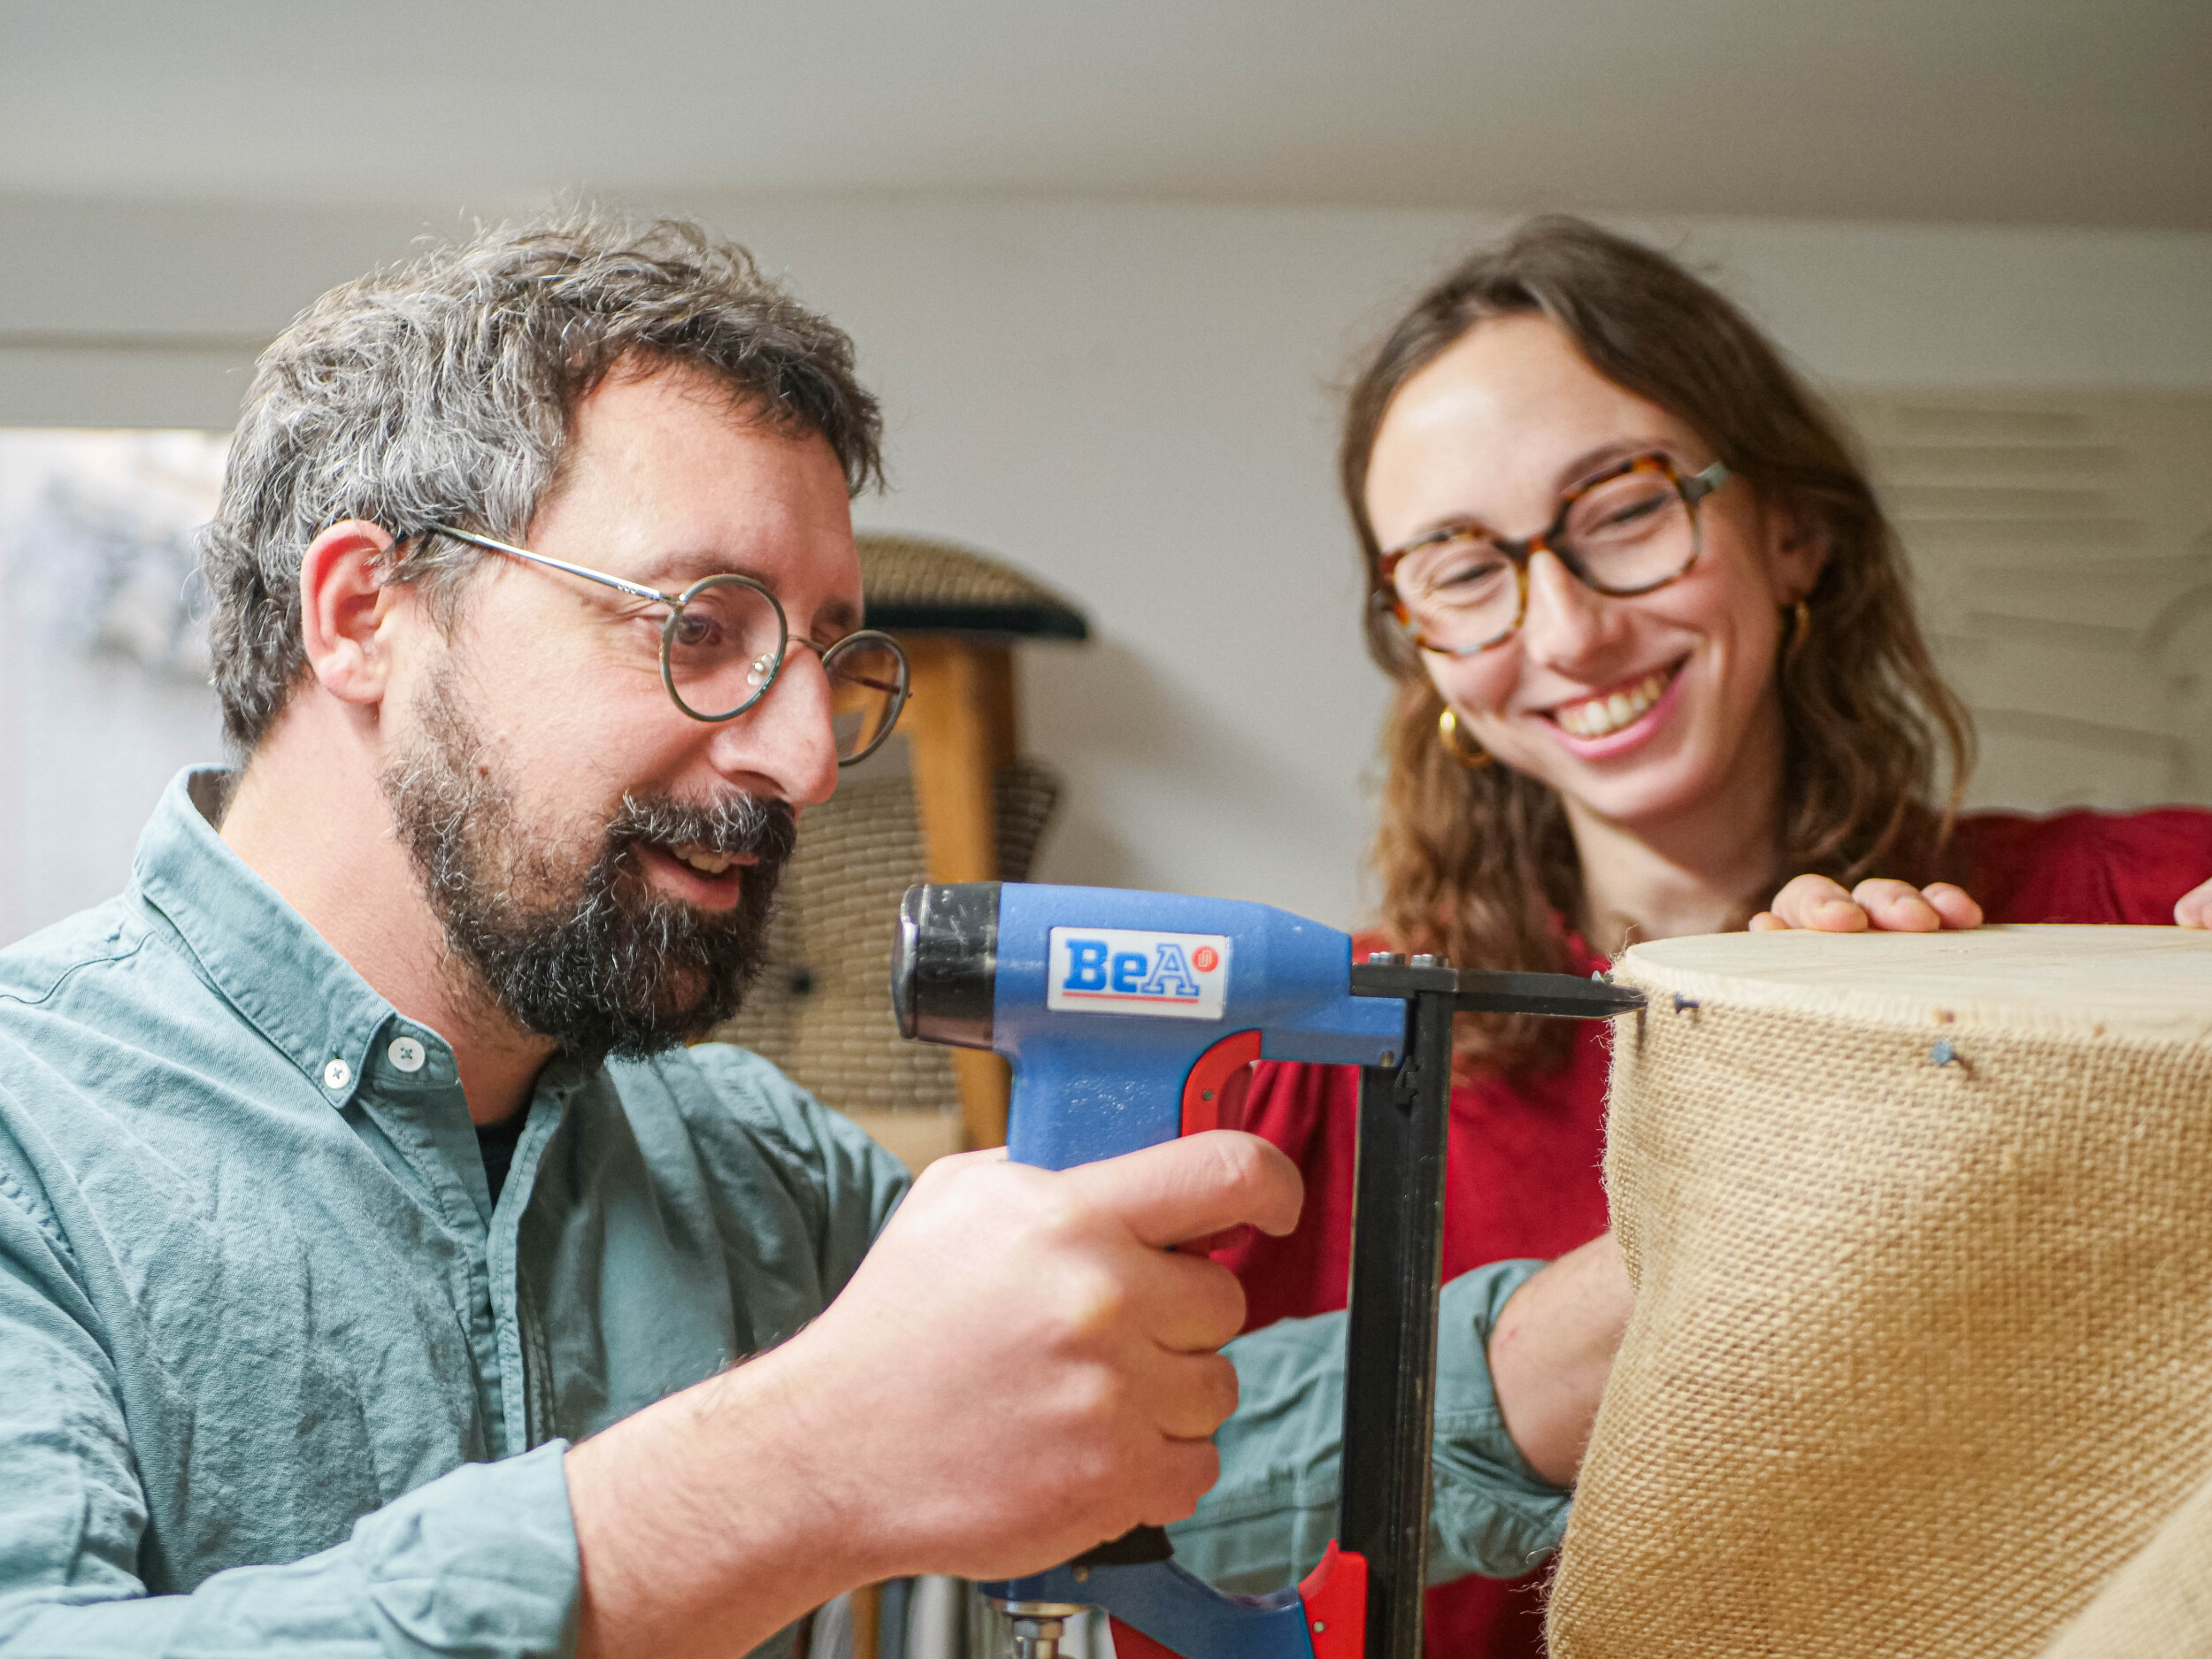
(620, 549, 861, 637)
(628, 548, 757, 592)
(810, 596, 861, 638)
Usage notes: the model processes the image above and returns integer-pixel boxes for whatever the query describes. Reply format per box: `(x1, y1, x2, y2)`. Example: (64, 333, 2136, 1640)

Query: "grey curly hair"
(202, 208, 884, 751)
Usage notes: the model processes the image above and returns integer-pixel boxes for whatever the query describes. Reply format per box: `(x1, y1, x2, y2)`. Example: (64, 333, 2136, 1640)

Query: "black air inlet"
(890, 882, 1001, 1051)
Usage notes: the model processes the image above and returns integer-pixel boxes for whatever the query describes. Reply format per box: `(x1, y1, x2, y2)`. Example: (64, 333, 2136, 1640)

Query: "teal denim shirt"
(0, 769, 1568, 1655)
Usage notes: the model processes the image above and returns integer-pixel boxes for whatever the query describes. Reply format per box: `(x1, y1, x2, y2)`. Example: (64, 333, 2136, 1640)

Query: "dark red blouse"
(1214, 808, 2212, 1659)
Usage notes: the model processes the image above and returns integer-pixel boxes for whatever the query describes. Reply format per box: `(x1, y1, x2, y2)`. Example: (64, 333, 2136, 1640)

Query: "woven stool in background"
(715, 758, 1062, 1171)
(711, 532, 1088, 1170)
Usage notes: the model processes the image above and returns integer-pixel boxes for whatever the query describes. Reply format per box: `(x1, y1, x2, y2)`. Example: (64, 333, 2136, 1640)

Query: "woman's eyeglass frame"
(411, 525, 910, 764)
(1375, 452, 1732, 657)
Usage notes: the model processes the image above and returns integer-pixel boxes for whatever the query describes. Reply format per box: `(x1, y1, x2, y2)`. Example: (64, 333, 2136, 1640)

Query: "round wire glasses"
(423, 526, 910, 764)
(1377, 452, 1732, 656)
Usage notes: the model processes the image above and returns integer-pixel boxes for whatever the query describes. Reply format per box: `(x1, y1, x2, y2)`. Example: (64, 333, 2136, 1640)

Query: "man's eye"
(670, 611, 721, 649)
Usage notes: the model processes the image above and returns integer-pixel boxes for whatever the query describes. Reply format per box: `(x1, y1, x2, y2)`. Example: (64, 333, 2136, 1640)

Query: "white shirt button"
(388, 1036, 426, 1073)
(322, 1057, 352, 1091)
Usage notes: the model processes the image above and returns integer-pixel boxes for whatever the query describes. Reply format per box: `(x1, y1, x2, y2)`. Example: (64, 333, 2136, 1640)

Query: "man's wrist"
(567, 1344, 882, 1659)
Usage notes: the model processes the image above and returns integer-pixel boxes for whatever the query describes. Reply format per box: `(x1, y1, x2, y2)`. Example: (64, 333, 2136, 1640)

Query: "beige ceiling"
(3, 0, 2206, 227)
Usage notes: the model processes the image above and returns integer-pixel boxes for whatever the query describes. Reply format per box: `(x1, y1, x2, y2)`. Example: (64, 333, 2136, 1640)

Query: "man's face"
(378, 362, 862, 1058)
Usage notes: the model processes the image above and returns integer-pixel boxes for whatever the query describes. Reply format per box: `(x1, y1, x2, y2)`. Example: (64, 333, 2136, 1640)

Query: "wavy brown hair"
(1344, 218, 1973, 1071)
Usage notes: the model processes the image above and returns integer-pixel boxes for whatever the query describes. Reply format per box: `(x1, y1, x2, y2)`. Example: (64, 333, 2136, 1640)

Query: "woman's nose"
(1518, 549, 1622, 670)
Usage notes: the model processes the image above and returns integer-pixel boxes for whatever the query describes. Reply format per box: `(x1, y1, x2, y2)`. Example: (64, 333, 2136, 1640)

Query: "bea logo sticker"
(1047, 927, 1231, 1021)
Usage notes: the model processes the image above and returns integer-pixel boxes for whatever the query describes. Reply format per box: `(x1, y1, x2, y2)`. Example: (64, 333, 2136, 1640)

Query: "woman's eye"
(1585, 488, 1671, 533)
(1431, 546, 1509, 590)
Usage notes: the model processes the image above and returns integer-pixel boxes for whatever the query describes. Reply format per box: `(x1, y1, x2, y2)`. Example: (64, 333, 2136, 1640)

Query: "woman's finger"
(1850, 879, 1942, 933)
(2177, 879, 2212, 929)
(1767, 873, 1865, 932)
(1920, 882, 1984, 930)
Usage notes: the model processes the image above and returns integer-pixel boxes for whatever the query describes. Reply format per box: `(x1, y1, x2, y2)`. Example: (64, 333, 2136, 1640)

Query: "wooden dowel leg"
(897, 634, 1012, 1148)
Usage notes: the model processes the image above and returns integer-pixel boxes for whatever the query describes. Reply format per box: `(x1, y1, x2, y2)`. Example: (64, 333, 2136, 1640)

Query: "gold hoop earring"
(1438, 707, 1492, 770)
(1787, 599, 1811, 656)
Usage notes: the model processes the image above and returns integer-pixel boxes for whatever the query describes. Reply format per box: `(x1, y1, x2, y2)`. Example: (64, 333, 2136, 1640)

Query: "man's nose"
(1518, 549, 1624, 671)
(703, 646, 841, 809)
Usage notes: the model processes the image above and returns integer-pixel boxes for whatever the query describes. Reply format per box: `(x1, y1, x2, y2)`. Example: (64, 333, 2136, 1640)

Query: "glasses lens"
(1394, 534, 1522, 651)
(823, 633, 909, 764)
(1560, 466, 1697, 595)
(664, 577, 788, 719)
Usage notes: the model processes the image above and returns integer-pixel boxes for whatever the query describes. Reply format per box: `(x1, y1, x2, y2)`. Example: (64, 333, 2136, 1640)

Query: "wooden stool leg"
(850, 1582, 880, 1659)
(897, 635, 1013, 1149)
(972, 642, 1018, 774)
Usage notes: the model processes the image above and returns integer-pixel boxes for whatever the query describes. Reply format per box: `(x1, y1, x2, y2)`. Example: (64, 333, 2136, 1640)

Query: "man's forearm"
(570, 1350, 866, 1659)
(1486, 1233, 1632, 1486)
(570, 1133, 1305, 1657)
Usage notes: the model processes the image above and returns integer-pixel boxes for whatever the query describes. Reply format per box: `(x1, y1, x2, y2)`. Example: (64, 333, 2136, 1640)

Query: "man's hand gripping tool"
(891, 881, 1642, 1659)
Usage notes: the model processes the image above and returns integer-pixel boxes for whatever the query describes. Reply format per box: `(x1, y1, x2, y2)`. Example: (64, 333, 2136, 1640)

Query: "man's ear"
(298, 521, 401, 707)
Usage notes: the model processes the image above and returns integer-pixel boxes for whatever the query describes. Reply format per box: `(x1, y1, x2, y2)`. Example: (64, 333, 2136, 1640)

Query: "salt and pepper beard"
(380, 671, 796, 1064)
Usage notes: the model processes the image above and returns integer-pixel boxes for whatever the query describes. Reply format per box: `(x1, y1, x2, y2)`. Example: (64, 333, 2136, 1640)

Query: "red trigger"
(1180, 1029, 1262, 1136)
(1298, 1541, 1368, 1659)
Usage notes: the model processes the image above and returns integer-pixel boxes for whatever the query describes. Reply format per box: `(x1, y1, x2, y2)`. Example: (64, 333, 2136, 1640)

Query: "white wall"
(4, 193, 2209, 928)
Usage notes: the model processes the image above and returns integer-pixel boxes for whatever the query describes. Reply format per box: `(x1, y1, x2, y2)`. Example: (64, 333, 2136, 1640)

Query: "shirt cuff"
(1169, 1259, 1573, 1594)
(2, 1441, 583, 1656)
(347, 1439, 582, 1655)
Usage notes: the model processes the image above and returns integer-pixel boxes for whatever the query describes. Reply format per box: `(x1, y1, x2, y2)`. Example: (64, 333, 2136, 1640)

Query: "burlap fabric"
(1547, 926, 2212, 1659)
(2040, 1461, 2212, 1655)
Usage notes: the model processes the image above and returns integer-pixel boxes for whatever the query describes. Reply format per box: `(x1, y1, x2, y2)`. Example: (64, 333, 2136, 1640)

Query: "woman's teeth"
(1554, 669, 1673, 740)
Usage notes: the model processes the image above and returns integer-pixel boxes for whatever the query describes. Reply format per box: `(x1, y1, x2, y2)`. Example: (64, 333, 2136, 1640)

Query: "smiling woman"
(1211, 217, 2212, 1659)
(1349, 226, 1976, 1023)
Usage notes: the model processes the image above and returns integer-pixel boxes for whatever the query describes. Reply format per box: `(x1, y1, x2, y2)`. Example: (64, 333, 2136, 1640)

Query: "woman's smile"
(1539, 658, 1688, 756)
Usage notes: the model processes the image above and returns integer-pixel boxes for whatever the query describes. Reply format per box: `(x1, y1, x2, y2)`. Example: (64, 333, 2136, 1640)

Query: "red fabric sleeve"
(1959, 807, 2212, 925)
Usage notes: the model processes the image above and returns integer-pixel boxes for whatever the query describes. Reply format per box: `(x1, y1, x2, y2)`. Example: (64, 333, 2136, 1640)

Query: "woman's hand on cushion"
(1748, 875, 1983, 933)
(2178, 878, 2212, 928)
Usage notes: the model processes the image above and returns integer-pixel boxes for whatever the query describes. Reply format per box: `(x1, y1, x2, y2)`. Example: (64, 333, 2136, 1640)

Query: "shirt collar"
(133, 766, 403, 1106)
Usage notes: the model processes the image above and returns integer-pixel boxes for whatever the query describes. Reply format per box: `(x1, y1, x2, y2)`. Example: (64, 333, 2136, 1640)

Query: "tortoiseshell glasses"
(1378, 452, 1732, 656)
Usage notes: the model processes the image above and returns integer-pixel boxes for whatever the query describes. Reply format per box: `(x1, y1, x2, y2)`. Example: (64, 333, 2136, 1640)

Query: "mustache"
(607, 791, 797, 868)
